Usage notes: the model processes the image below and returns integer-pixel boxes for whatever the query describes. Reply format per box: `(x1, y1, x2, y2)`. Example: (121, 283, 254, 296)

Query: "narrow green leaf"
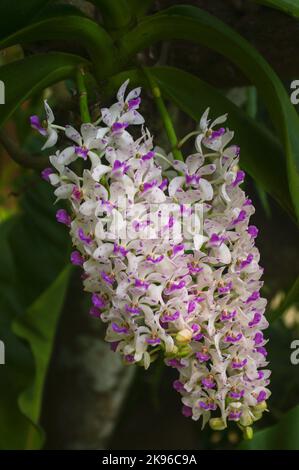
(255, 0, 299, 18)
(0, 52, 88, 128)
(105, 66, 294, 217)
(36, 3, 86, 20)
(120, 5, 299, 220)
(246, 86, 272, 218)
(0, 176, 70, 449)
(0, 0, 51, 40)
(12, 266, 71, 446)
(240, 405, 299, 449)
(89, 0, 132, 30)
(0, 16, 116, 80)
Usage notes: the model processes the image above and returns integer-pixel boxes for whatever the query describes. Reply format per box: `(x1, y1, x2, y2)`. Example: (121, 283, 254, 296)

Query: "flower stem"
(77, 67, 91, 123)
(177, 130, 201, 149)
(143, 68, 184, 161)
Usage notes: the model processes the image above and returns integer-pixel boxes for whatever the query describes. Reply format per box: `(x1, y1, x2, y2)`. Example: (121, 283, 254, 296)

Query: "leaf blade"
(0, 52, 88, 127)
(240, 405, 299, 449)
(105, 66, 294, 217)
(255, 0, 299, 18)
(0, 176, 70, 449)
(120, 5, 299, 220)
(0, 15, 116, 80)
(12, 266, 71, 442)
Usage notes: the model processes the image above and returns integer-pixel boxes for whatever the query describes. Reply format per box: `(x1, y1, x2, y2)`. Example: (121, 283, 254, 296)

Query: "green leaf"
(240, 405, 299, 449)
(255, 0, 299, 18)
(120, 5, 299, 220)
(36, 3, 86, 20)
(105, 66, 294, 217)
(0, 16, 116, 80)
(89, 0, 132, 30)
(0, 52, 88, 128)
(0, 176, 70, 449)
(12, 266, 71, 446)
(0, 0, 52, 40)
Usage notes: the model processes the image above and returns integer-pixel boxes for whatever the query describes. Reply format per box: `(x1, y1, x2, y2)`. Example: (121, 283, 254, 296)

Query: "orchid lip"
(173, 380, 185, 392)
(112, 121, 129, 132)
(228, 411, 242, 421)
(201, 377, 215, 389)
(41, 167, 54, 181)
(125, 304, 141, 315)
(232, 358, 247, 369)
(78, 228, 92, 244)
(146, 337, 161, 345)
(75, 146, 88, 159)
(161, 310, 180, 322)
(167, 358, 184, 368)
(165, 280, 186, 294)
(112, 322, 129, 334)
(71, 250, 84, 266)
(56, 209, 71, 227)
(146, 254, 164, 264)
(248, 312, 262, 327)
(30, 115, 47, 135)
(92, 293, 106, 309)
(101, 271, 114, 285)
(182, 405, 192, 418)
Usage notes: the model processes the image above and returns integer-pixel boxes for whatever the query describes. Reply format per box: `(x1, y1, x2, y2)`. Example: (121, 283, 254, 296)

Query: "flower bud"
(240, 411, 254, 427)
(209, 418, 226, 431)
(243, 426, 253, 440)
(252, 411, 263, 421)
(253, 401, 267, 413)
(176, 328, 193, 344)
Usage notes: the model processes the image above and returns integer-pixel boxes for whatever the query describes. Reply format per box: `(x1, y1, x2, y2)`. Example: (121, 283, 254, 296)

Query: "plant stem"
(77, 67, 91, 123)
(143, 68, 184, 161)
(177, 130, 201, 149)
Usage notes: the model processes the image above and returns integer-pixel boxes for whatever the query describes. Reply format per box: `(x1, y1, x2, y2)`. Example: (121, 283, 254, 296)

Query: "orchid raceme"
(31, 80, 270, 433)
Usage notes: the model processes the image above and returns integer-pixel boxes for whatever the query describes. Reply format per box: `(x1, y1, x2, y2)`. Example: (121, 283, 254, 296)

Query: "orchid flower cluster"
(31, 80, 270, 433)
